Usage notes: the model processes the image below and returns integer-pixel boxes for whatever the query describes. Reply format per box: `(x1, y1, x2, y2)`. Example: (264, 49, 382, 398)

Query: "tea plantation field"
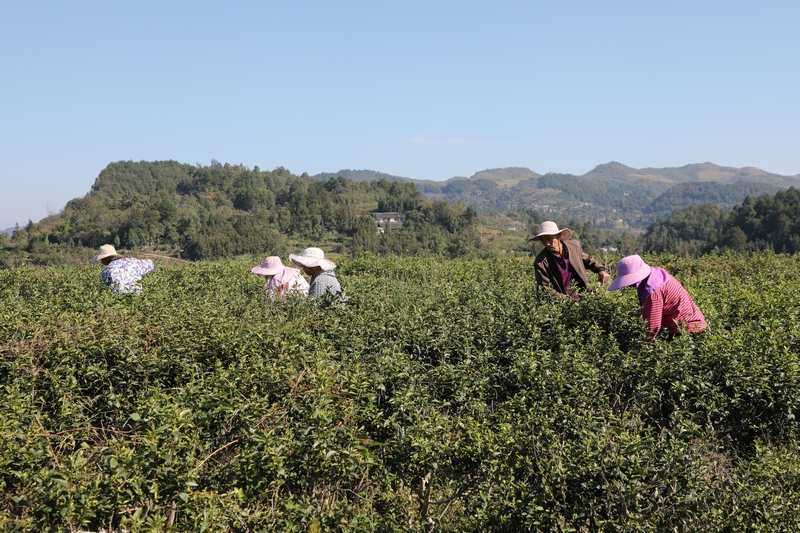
(2, 253, 800, 532)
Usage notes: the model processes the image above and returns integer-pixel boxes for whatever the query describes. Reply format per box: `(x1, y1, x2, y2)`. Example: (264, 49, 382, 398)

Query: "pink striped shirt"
(641, 276, 706, 339)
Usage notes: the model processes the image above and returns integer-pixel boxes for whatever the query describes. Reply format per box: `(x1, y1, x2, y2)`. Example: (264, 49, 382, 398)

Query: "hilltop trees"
(641, 203, 730, 255)
(3, 161, 484, 266)
(375, 181, 423, 213)
(5, 159, 800, 268)
(349, 198, 480, 258)
(725, 187, 800, 253)
(643, 181, 782, 214)
(641, 187, 800, 255)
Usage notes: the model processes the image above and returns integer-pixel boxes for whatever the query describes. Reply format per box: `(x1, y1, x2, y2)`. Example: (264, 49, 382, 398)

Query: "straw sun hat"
(90, 244, 122, 264)
(289, 247, 336, 271)
(528, 221, 572, 242)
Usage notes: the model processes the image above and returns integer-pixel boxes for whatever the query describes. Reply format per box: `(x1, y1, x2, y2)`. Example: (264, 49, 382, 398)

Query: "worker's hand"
(598, 271, 611, 284)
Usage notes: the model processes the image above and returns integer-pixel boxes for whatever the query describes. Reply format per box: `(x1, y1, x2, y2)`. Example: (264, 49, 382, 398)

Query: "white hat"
(90, 244, 122, 264)
(289, 247, 336, 271)
(528, 221, 572, 242)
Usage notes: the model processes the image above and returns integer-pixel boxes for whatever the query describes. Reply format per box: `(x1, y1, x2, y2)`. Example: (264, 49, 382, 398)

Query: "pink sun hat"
(608, 255, 652, 291)
(251, 256, 286, 277)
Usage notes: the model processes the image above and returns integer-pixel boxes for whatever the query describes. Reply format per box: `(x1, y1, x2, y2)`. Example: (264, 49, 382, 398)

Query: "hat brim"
(90, 253, 122, 264)
(608, 264, 652, 291)
(251, 265, 284, 276)
(289, 254, 336, 271)
(528, 228, 572, 242)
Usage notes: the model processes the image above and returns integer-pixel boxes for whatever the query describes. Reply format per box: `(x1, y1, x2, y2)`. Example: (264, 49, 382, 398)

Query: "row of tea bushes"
(1, 252, 799, 531)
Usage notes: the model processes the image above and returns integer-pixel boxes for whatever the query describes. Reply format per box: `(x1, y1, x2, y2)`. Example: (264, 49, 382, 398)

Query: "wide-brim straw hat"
(528, 221, 572, 242)
(90, 244, 122, 264)
(251, 256, 285, 276)
(608, 254, 652, 291)
(289, 247, 336, 271)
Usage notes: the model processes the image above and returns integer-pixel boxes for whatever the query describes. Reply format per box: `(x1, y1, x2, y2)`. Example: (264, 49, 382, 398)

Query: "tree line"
(0, 160, 482, 267)
(641, 187, 800, 255)
(2, 160, 799, 269)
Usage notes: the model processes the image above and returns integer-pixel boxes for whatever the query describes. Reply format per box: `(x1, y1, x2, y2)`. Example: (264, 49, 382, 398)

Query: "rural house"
(371, 212, 406, 234)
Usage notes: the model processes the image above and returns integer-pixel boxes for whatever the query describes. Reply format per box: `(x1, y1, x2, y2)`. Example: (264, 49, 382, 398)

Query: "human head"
(607, 255, 652, 291)
(91, 244, 122, 265)
(289, 247, 336, 273)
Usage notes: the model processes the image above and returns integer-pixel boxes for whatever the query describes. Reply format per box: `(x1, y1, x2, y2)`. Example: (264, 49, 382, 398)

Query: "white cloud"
(405, 135, 513, 148)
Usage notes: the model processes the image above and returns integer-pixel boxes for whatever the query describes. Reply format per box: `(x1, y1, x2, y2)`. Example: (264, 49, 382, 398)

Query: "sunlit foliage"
(2, 253, 799, 531)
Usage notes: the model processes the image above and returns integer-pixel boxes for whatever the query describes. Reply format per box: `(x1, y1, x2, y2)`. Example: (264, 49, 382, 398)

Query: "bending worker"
(608, 254, 706, 341)
(530, 221, 610, 300)
(90, 244, 154, 295)
(289, 247, 343, 300)
(251, 256, 309, 299)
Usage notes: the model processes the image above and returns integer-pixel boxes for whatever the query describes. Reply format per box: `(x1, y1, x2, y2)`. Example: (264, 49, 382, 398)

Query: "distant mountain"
(2, 227, 14, 236)
(312, 169, 412, 183)
(314, 167, 541, 190)
(314, 162, 799, 229)
(468, 167, 542, 186)
(584, 161, 800, 187)
(312, 167, 543, 205)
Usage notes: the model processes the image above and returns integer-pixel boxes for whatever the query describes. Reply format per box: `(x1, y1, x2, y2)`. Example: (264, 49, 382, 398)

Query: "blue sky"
(2, 1, 799, 229)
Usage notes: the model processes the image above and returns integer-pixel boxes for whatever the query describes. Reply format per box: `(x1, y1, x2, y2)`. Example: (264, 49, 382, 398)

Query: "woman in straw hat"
(529, 221, 610, 300)
(90, 244, 154, 295)
(251, 256, 309, 299)
(608, 254, 706, 341)
(289, 247, 342, 299)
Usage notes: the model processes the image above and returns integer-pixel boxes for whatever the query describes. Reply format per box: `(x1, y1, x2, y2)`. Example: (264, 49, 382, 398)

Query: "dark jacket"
(534, 239, 606, 296)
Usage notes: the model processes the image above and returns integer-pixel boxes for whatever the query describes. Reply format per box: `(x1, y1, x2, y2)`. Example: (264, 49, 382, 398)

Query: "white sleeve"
(291, 272, 310, 295)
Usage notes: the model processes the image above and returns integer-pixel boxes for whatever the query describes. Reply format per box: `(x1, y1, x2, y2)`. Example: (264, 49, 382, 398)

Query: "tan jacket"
(534, 240, 606, 296)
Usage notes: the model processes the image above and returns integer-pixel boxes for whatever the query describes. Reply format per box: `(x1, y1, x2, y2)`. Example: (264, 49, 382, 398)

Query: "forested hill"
(643, 181, 784, 215)
(2, 160, 481, 267)
(641, 187, 800, 256)
(315, 163, 800, 228)
(435, 163, 799, 226)
(313, 167, 542, 201)
(584, 161, 800, 187)
(312, 169, 412, 183)
(5, 160, 800, 268)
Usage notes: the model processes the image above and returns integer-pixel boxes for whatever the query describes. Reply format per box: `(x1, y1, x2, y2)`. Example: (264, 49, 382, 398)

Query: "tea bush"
(1, 252, 799, 531)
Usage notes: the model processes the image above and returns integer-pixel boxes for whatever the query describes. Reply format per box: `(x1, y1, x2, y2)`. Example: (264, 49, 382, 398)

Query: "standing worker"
(530, 221, 610, 300)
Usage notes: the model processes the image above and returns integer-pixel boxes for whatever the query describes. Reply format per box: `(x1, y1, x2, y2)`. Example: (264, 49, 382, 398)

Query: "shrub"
(1, 253, 799, 531)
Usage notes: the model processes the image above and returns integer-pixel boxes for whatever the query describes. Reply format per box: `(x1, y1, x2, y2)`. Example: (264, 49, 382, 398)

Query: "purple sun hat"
(608, 255, 652, 291)
(251, 256, 285, 277)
